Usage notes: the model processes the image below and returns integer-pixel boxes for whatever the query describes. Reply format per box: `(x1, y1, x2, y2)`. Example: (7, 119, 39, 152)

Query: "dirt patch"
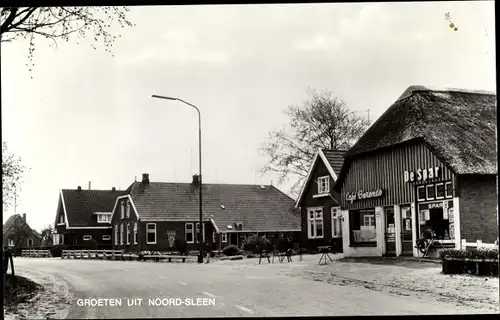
(3, 274, 43, 312)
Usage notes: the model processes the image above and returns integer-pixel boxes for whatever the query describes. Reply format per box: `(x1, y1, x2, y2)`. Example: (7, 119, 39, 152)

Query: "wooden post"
(461, 239, 467, 249)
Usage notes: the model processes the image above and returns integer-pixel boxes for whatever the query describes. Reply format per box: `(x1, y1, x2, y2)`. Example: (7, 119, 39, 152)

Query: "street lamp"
(151, 94, 204, 263)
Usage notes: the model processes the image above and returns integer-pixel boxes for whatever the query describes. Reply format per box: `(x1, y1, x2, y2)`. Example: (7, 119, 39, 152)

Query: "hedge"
(439, 248, 499, 261)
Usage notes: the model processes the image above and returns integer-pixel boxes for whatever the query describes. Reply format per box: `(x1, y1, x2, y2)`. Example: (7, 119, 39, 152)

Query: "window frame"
(307, 207, 324, 239)
(58, 214, 65, 225)
(445, 181, 453, 198)
(83, 235, 92, 241)
(146, 223, 157, 244)
(417, 186, 426, 201)
(102, 235, 111, 241)
(8, 239, 14, 247)
(120, 223, 124, 245)
(331, 207, 342, 238)
(426, 184, 435, 200)
(114, 225, 118, 245)
(97, 214, 111, 223)
(120, 201, 125, 219)
(196, 222, 206, 243)
(134, 222, 138, 244)
(185, 223, 194, 243)
(126, 201, 130, 218)
(317, 176, 330, 195)
(221, 233, 227, 243)
(126, 223, 130, 245)
(435, 182, 445, 200)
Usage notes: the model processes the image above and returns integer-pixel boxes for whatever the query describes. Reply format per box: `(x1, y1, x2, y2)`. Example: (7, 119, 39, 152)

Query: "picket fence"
(62, 249, 130, 260)
(461, 239, 499, 250)
(21, 249, 51, 258)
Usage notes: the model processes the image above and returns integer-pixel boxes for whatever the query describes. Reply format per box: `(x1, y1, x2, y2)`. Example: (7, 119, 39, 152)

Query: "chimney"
(22, 213, 26, 222)
(142, 173, 150, 184)
(77, 186, 82, 191)
(112, 187, 116, 191)
(89, 181, 91, 190)
(192, 174, 200, 185)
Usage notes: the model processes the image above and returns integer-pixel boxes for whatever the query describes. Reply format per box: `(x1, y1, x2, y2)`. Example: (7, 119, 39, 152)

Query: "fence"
(62, 249, 129, 260)
(461, 239, 499, 250)
(21, 249, 51, 258)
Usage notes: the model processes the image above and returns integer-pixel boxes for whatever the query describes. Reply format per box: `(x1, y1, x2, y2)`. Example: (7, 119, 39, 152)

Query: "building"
(333, 86, 497, 258)
(3, 213, 42, 252)
(54, 186, 126, 247)
(110, 173, 301, 253)
(295, 149, 346, 252)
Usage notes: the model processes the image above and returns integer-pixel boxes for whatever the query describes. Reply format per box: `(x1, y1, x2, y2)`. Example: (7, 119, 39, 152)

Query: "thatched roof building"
(335, 85, 497, 190)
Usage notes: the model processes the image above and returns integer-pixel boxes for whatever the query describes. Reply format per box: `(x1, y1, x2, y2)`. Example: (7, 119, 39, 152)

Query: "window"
(221, 233, 227, 243)
(445, 182, 453, 198)
(8, 239, 14, 247)
(120, 201, 125, 219)
(102, 235, 111, 241)
(27, 239, 33, 247)
(435, 183, 445, 199)
(58, 215, 65, 224)
(114, 225, 118, 245)
(212, 232, 216, 242)
(350, 209, 377, 244)
(419, 203, 451, 240)
(126, 223, 130, 245)
(185, 223, 194, 243)
(196, 223, 206, 243)
(126, 201, 130, 218)
(83, 235, 92, 241)
(307, 207, 324, 239)
(120, 224, 124, 245)
(417, 186, 426, 201)
(59, 234, 64, 244)
(146, 223, 156, 244)
(317, 176, 330, 195)
(426, 184, 435, 200)
(331, 207, 342, 237)
(134, 222, 138, 244)
(97, 214, 111, 223)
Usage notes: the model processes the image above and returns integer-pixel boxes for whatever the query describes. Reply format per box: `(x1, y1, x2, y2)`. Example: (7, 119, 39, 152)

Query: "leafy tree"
(40, 225, 54, 247)
(2, 142, 27, 211)
(259, 89, 370, 195)
(0, 7, 134, 72)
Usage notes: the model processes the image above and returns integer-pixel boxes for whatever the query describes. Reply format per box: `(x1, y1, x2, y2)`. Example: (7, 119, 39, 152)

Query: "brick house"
(295, 149, 346, 252)
(333, 85, 497, 258)
(54, 186, 126, 248)
(110, 173, 301, 253)
(3, 213, 42, 252)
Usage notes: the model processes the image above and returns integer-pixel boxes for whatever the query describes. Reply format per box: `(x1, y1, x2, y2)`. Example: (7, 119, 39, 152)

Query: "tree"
(40, 225, 54, 247)
(259, 89, 370, 196)
(2, 142, 27, 211)
(1, 7, 134, 71)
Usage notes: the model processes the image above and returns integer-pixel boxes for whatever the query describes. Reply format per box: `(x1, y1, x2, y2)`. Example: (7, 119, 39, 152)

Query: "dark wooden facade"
(340, 140, 456, 210)
(299, 153, 343, 252)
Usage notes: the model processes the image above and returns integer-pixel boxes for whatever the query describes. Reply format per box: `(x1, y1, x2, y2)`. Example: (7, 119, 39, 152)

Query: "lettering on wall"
(345, 189, 383, 204)
(404, 167, 440, 183)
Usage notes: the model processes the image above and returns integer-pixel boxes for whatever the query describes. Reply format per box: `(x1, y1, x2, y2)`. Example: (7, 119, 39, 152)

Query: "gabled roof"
(3, 214, 41, 240)
(61, 188, 127, 227)
(126, 181, 301, 232)
(335, 85, 497, 190)
(295, 148, 346, 207)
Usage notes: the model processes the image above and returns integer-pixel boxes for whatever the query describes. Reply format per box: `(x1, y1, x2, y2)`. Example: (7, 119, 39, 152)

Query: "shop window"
(317, 176, 330, 195)
(417, 186, 426, 201)
(435, 183, 445, 199)
(331, 207, 342, 238)
(418, 204, 450, 240)
(445, 182, 453, 198)
(350, 209, 377, 244)
(426, 184, 435, 200)
(307, 207, 324, 239)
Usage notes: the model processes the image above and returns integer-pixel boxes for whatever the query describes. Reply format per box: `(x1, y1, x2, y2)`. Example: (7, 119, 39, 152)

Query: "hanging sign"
(345, 189, 383, 204)
(404, 167, 441, 182)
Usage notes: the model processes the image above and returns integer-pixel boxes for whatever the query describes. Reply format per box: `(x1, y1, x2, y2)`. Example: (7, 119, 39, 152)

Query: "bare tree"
(1, 7, 134, 72)
(259, 89, 370, 196)
(2, 142, 27, 211)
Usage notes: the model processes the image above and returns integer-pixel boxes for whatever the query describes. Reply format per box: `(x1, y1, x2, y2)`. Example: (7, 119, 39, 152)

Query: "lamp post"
(151, 94, 204, 263)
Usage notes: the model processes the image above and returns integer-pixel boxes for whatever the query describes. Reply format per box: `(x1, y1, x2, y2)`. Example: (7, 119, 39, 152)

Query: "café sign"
(345, 189, 383, 204)
(404, 167, 440, 183)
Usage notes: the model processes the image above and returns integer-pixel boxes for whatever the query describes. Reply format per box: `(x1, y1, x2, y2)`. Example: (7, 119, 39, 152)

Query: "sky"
(1, 2, 496, 232)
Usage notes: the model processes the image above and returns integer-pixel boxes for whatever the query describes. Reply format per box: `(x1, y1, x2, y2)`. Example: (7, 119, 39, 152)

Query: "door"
(384, 207, 396, 256)
(230, 233, 238, 246)
(400, 205, 413, 255)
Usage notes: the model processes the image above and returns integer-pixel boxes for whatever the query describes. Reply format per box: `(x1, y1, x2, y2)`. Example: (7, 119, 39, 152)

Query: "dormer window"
(120, 201, 125, 219)
(317, 176, 330, 195)
(97, 214, 111, 223)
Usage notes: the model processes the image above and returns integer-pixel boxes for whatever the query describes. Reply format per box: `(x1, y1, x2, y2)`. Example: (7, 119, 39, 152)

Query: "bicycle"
(415, 229, 444, 260)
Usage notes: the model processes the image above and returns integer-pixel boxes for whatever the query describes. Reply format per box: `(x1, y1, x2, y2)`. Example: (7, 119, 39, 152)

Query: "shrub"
(50, 244, 67, 257)
(245, 235, 272, 254)
(82, 239, 98, 250)
(439, 248, 499, 261)
(222, 245, 240, 256)
(174, 238, 188, 256)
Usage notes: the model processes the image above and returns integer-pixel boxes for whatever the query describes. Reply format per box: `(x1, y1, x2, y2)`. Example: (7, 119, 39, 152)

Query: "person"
(204, 240, 213, 264)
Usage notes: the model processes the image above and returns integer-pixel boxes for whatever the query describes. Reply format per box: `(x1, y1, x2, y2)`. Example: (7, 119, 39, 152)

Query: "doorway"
(230, 233, 238, 246)
(384, 207, 396, 256)
(400, 205, 413, 255)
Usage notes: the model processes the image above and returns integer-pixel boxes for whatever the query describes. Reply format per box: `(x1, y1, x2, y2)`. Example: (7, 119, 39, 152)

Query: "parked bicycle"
(415, 229, 444, 260)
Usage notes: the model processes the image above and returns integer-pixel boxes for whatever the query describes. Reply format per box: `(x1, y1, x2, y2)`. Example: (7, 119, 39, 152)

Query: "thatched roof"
(335, 86, 497, 189)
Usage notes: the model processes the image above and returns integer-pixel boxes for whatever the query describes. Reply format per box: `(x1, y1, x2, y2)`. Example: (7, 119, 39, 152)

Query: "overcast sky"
(1, 2, 495, 231)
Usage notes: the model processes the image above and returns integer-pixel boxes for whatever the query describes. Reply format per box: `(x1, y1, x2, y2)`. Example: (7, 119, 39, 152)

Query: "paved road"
(13, 257, 491, 318)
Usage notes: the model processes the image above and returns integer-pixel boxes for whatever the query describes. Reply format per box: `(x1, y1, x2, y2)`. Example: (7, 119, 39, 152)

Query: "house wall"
(458, 175, 498, 244)
(111, 196, 140, 253)
(3, 216, 42, 251)
(299, 157, 343, 251)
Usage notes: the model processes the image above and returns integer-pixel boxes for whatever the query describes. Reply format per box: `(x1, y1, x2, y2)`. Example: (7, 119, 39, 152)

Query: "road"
(12, 256, 493, 318)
